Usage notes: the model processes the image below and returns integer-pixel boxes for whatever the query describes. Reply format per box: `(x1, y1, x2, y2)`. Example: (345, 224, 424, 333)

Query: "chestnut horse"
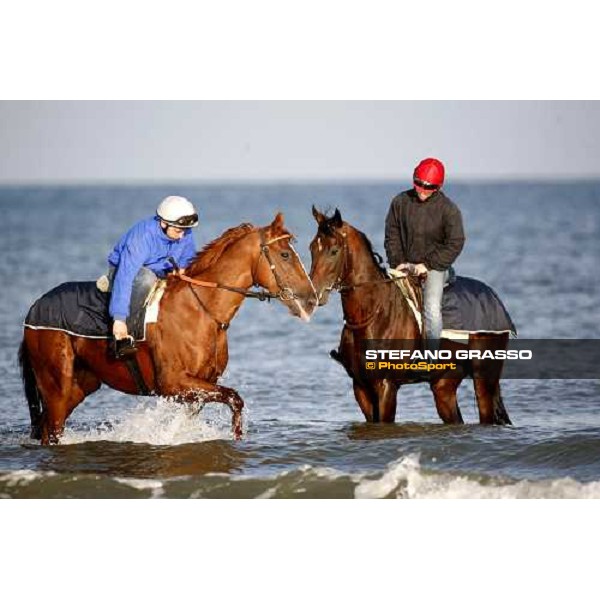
(20, 213, 317, 444)
(309, 207, 512, 426)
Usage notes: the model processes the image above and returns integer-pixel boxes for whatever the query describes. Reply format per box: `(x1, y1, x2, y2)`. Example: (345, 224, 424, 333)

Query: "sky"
(1, 101, 599, 183)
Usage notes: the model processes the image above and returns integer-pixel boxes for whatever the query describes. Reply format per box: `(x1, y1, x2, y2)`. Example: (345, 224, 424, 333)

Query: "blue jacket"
(107, 216, 197, 320)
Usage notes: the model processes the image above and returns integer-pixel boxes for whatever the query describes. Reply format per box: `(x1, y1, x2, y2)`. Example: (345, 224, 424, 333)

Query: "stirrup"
(113, 336, 138, 360)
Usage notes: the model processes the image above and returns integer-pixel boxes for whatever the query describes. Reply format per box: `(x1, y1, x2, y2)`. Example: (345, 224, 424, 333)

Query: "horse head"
(254, 212, 317, 321)
(309, 206, 348, 306)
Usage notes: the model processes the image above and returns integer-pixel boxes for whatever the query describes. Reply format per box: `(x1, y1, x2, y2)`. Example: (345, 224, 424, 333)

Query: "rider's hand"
(396, 263, 428, 277)
(414, 263, 428, 276)
(167, 268, 186, 279)
(113, 320, 129, 340)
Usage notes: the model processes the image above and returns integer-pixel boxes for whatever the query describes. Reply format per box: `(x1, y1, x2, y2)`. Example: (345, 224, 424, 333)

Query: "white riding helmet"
(156, 196, 199, 228)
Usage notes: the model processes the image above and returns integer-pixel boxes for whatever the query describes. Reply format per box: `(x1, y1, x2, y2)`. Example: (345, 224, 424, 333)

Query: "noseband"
(257, 230, 298, 302)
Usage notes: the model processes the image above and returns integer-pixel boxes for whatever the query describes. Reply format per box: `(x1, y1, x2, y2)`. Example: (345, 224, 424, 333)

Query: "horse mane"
(186, 222, 257, 275)
(354, 229, 388, 278)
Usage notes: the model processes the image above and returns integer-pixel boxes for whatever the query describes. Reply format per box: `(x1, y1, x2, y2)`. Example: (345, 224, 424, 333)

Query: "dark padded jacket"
(384, 189, 465, 271)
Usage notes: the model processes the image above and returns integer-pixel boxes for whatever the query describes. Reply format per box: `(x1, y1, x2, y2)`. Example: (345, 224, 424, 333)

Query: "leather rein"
(324, 227, 407, 330)
(175, 230, 298, 330)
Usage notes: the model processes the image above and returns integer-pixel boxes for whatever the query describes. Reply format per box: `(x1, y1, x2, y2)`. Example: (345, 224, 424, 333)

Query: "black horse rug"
(23, 281, 162, 340)
(392, 274, 516, 339)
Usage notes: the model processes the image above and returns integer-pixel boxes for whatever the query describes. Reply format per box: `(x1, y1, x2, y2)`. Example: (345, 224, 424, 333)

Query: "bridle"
(256, 229, 298, 302)
(321, 227, 398, 295)
(176, 228, 302, 329)
(317, 226, 402, 330)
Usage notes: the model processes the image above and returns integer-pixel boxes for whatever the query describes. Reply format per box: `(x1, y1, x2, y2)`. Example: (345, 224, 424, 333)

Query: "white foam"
(114, 477, 165, 498)
(355, 454, 600, 499)
(255, 486, 278, 499)
(0, 469, 54, 486)
(60, 398, 233, 446)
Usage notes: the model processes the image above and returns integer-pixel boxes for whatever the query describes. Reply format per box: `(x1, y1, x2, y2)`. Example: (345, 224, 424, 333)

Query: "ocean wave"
(354, 454, 600, 499)
(2, 454, 600, 498)
(0, 469, 54, 487)
(114, 477, 165, 498)
(165, 455, 600, 499)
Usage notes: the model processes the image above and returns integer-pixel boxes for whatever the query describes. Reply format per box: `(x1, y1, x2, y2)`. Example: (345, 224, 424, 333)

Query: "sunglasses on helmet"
(168, 213, 199, 228)
(414, 179, 439, 191)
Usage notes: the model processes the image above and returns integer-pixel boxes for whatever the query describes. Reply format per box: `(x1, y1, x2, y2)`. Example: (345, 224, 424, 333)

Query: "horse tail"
(18, 338, 43, 440)
(492, 386, 512, 426)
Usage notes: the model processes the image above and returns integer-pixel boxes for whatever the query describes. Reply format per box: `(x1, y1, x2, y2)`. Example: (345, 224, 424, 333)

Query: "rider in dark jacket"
(384, 158, 465, 348)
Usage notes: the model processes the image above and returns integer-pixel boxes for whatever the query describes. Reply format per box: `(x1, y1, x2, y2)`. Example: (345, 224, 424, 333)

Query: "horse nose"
(307, 296, 317, 312)
(317, 290, 325, 306)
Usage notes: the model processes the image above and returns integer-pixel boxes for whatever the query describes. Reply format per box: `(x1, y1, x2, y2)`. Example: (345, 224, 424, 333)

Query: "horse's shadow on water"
(27, 439, 249, 479)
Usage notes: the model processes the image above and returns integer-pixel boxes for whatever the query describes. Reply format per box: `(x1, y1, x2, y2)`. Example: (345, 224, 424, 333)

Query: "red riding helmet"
(413, 157, 445, 188)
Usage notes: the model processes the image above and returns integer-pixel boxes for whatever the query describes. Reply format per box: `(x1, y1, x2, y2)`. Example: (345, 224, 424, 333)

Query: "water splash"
(60, 398, 233, 446)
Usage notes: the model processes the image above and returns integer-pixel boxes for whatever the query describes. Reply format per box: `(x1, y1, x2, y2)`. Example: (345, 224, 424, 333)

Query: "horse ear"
(312, 205, 326, 225)
(270, 212, 285, 233)
(331, 208, 343, 228)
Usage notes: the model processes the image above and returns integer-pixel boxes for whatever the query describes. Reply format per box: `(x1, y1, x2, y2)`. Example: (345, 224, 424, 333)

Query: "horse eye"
(331, 248, 339, 256)
(280, 251, 290, 260)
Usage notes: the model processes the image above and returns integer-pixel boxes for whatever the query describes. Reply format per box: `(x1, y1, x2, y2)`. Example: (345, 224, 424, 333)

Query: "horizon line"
(1, 174, 599, 187)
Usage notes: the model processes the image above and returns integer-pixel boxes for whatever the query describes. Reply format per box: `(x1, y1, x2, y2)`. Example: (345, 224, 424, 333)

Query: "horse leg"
(377, 379, 399, 422)
(473, 377, 495, 424)
(473, 378, 512, 425)
(25, 331, 75, 445)
(492, 385, 512, 426)
(38, 363, 76, 444)
(430, 377, 464, 424)
(164, 378, 244, 439)
(37, 382, 70, 445)
(352, 380, 377, 422)
(65, 366, 102, 421)
(469, 333, 511, 425)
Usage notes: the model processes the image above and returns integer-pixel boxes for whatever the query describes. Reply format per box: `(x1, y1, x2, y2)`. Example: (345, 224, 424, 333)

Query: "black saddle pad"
(442, 276, 516, 334)
(24, 281, 146, 340)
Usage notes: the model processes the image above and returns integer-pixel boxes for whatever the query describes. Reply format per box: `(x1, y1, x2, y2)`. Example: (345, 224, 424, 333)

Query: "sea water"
(1, 181, 599, 498)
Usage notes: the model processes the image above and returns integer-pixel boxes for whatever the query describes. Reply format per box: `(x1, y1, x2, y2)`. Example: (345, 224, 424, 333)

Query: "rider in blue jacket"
(106, 195, 199, 356)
